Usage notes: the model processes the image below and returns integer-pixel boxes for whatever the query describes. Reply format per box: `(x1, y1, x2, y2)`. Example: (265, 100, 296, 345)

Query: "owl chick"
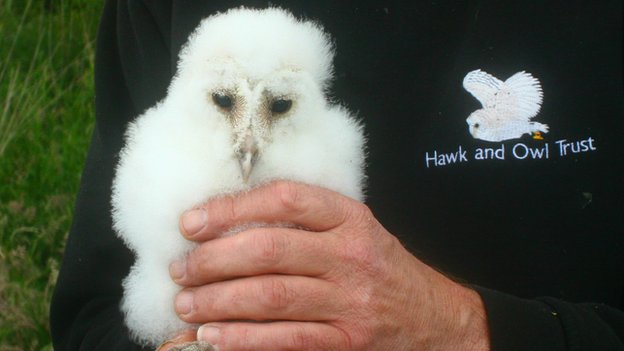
(111, 7, 366, 350)
(463, 69, 547, 142)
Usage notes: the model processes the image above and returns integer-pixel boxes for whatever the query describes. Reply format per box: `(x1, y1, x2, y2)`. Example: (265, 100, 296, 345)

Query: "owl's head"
(167, 7, 336, 182)
(466, 110, 499, 142)
(466, 111, 484, 139)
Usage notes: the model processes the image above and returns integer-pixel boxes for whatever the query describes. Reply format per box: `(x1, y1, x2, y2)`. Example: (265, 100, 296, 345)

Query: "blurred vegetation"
(0, 0, 103, 349)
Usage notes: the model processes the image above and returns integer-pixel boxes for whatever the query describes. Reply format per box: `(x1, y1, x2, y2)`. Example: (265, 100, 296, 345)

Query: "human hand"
(169, 181, 490, 350)
(155, 330, 196, 351)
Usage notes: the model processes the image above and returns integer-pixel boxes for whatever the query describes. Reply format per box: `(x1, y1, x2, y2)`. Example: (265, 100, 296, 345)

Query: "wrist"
(404, 259, 491, 351)
(446, 284, 491, 351)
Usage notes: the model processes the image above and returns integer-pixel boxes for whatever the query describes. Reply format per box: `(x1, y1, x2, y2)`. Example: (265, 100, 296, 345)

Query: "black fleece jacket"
(51, 1, 624, 350)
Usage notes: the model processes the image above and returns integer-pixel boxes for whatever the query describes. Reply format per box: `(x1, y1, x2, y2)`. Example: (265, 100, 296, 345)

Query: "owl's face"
(466, 111, 485, 139)
(194, 60, 325, 182)
(466, 109, 499, 141)
(466, 109, 507, 141)
(168, 8, 335, 182)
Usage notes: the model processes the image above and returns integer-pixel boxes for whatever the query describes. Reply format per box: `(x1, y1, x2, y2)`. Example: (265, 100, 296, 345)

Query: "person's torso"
(164, 0, 623, 307)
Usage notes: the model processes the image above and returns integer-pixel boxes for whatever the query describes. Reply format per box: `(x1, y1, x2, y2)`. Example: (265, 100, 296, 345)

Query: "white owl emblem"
(463, 69, 548, 142)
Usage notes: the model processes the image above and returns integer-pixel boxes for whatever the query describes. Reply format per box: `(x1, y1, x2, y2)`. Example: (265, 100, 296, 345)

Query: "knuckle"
(334, 319, 376, 350)
(289, 325, 314, 349)
(190, 288, 215, 317)
(259, 277, 293, 310)
(272, 181, 301, 213)
(332, 325, 357, 351)
(182, 248, 203, 283)
(356, 203, 374, 221)
(194, 255, 212, 282)
(341, 238, 380, 275)
(227, 325, 254, 351)
(350, 202, 375, 227)
(349, 328, 376, 351)
(187, 244, 216, 282)
(223, 194, 239, 225)
(206, 195, 239, 232)
(251, 230, 286, 267)
(336, 199, 376, 235)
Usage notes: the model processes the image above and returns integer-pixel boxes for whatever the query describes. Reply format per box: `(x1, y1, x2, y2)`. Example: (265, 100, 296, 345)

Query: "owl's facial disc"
(210, 80, 296, 183)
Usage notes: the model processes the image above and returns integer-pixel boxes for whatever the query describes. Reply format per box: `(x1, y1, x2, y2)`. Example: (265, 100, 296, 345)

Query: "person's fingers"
(175, 274, 346, 323)
(179, 181, 370, 241)
(196, 321, 352, 351)
(155, 329, 197, 351)
(170, 226, 339, 286)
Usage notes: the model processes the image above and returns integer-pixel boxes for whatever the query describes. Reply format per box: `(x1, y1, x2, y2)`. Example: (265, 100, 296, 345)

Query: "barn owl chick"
(111, 7, 366, 350)
(463, 69, 547, 142)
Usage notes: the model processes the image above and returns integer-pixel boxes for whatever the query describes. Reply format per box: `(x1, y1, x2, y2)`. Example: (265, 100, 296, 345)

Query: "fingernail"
(182, 209, 207, 236)
(198, 325, 220, 345)
(175, 291, 194, 316)
(169, 260, 186, 281)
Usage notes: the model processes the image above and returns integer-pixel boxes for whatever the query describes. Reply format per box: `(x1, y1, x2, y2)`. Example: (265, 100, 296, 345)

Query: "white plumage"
(111, 7, 366, 348)
(463, 69, 547, 142)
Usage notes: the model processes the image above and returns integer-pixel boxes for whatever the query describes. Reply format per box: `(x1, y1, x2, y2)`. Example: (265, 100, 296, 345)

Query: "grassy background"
(0, 0, 103, 349)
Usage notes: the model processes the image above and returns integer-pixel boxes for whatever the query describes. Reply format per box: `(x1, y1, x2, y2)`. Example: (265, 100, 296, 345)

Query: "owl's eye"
(270, 99, 292, 114)
(212, 92, 234, 110)
(474, 123, 480, 129)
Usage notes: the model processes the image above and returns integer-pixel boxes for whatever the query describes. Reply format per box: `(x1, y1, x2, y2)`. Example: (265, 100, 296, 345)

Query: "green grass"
(0, 1, 103, 349)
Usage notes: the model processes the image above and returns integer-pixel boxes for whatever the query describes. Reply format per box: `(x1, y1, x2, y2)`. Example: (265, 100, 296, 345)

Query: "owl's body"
(466, 108, 548, 142)
(463, 69, 547, 142)
(111, 7, 365, 348)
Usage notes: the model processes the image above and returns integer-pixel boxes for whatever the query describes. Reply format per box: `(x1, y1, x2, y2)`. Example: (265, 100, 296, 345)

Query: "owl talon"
(168, 341, 216, 351)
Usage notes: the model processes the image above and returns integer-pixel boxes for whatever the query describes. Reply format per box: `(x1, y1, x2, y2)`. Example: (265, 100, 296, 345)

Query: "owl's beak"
(237, 133, 259, 183)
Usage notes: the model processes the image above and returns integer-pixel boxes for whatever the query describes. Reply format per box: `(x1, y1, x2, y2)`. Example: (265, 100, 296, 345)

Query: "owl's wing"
(463, 69, 503, 107)
(493, 71, 543, 122)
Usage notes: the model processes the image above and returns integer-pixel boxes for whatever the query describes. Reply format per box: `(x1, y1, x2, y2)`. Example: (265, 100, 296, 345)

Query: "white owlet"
(463, 69, 547, 142)
(111, 7, 366, 351)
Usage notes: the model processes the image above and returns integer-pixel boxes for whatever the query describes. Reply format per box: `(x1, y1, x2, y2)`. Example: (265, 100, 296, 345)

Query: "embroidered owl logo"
(463, 69, 548, 142)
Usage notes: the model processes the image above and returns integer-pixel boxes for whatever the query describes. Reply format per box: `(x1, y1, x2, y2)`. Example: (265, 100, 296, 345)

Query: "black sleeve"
(50, 1, 172, 349)
(477, 287, 624, 351)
